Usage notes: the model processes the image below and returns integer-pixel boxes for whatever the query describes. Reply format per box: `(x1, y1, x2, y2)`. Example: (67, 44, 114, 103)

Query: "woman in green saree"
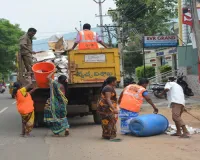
(44, 69, 69, 136)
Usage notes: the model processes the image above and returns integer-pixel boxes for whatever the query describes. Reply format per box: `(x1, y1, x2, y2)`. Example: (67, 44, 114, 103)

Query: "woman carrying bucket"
(118, 78, 158, 134)
(13, 77, 37, 137)
(44, 69, 70, 137)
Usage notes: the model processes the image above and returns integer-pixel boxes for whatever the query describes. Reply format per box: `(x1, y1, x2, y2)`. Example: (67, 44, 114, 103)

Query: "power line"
(125, 4, 147, 19)
(93, 0, 106, 42)
(124, 1, 163, 20)
(119, 1, 164, 25)
(112, 2, 157, 43)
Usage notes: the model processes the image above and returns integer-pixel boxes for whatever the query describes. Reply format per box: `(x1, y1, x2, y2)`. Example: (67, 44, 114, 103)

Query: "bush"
(136, 66, 155, 79)
(159, 65, 172, 73)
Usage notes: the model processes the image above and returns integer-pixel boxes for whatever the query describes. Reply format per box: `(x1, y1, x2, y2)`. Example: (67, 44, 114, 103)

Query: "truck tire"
(34, 112, 45, 128)
(93, 111, 101, 124)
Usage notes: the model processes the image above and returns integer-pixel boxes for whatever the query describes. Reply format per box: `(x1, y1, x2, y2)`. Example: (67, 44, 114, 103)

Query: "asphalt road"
(0, 91, 49, 160)
(1, 90, 200, 160)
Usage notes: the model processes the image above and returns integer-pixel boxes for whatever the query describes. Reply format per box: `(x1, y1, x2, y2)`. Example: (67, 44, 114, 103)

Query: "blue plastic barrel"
(129, 114, 169, 137)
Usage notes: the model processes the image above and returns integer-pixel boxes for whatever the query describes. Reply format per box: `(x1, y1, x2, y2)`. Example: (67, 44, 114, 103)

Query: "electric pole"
(98, 25, 118, 47)
(191, 0, 200, 82)
(93, 0, 106, 42)
(107, 9, 124, 87)
(117, 12, 124, 88)
(79, 21, 82, 31)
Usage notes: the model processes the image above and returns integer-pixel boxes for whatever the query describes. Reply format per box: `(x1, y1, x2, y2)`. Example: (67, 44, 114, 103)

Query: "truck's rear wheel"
(34, 112, 45, 127)
(93, 111, 101, 124)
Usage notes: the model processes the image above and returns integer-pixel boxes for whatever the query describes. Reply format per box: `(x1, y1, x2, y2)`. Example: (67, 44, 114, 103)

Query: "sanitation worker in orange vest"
(12, 77, 37, 137)
(118, 78, 158, 134)
(69, 23, 108, 50)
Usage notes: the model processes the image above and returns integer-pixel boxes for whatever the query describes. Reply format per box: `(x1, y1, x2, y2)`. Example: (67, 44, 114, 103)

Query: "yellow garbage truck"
(17, 49, 120, 126)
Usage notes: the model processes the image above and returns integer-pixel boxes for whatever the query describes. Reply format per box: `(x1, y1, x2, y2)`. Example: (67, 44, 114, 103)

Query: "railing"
(147, 69, 179, 92)
(149, 69, 179, 84)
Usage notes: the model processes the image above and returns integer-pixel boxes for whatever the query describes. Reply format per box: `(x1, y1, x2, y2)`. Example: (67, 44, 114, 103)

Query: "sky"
(0, 0, 116, 39)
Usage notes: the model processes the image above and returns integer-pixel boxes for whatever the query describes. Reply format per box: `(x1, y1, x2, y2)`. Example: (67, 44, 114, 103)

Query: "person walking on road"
(69, 23, 108, 50)
(13, 78, 36, 137)
(19, 28, 37, 77)
(97, 76, 120, 141)
(44, 69, 70, 137)
(159, 77, 190, 138)
(118, 78, 158, 134)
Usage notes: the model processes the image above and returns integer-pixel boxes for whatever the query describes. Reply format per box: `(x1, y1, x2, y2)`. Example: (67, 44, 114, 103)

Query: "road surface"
(0, 90, 200, 160)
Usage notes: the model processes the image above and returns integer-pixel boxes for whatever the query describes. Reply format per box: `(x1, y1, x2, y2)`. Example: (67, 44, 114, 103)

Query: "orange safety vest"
(16, 90, 34, 114)
(120, 84, 146, 113)
(78, 30, 99, 50)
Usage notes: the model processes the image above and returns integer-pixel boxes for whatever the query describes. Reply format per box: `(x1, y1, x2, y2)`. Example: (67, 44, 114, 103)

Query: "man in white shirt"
(160, 77, 189, 138)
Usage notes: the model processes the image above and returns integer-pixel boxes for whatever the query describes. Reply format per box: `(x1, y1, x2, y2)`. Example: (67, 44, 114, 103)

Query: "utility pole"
(93, 0, 106, 42)
(142, 36, 146, 78)
(117, 12, 124, 88)
(191, 0, 200, 82)
(99, 25, 118, 47)
(178, 0, 183, 46)
(79, 21, 82, 31)
(104, 25, 112, 47)
(105, 9, 124, 87)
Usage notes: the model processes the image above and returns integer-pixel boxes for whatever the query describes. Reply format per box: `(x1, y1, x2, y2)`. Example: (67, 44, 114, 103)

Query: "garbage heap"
(33, 50, 69, 80)
(32, 34, 74, 80)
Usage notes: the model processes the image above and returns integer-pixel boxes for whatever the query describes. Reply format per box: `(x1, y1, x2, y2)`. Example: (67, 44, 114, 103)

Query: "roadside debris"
(166, 124, 200, 135)
(33, 50, 69, 80)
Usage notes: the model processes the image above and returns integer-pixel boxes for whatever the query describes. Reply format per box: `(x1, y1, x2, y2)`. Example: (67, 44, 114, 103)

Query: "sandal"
(170, 133, 181, 136)
(179, 134, 190, 138)
(65, 130, 69, 136)
(109, 138, 122, 142)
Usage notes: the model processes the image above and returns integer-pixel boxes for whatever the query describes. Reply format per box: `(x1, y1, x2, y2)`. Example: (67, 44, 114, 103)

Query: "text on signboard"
(146, 36, 177, 41)
(76, 71, 113, 78)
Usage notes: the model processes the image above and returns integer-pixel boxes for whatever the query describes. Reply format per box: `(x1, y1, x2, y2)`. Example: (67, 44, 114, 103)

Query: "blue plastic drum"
(129, 114, 169, 137)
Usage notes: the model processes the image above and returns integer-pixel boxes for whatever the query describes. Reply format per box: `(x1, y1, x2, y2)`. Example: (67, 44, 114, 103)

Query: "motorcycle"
(151, 83, 167, 99)
(0, 86, 6, 94)
(177, 73, 194, 96)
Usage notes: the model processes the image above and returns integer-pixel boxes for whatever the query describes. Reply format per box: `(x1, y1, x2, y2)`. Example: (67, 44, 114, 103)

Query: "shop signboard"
(144, 35, 178, 47)
(182, 6, 200, 26)
(156, 48, 177, 57)
(156, 51, 164, 57)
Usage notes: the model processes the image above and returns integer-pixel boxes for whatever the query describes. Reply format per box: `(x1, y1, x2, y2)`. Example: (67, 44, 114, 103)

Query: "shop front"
(145, 47, 178, 75)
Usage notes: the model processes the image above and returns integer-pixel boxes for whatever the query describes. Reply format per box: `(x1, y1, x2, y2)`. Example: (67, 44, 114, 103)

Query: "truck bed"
(68, 48, 120, 84)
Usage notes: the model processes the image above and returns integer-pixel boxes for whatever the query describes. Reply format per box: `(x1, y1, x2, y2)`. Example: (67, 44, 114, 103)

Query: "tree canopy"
(114, 0, 177, 35)
(0, 19, 24, 76)
(110, 0, 178, 76)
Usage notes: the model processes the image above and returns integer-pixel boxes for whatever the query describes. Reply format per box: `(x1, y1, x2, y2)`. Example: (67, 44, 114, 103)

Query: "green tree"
(0, 19, 24, 75)
(113, 0, 177, 35)
(123, 45, 143, 76)
(110, 0, 177, 77)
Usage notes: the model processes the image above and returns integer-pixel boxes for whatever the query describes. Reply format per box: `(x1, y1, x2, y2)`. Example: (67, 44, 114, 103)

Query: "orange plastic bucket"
(32, 62, 55, 88)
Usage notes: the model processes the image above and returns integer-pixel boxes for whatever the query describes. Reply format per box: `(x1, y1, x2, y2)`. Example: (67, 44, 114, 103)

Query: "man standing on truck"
(19, 28, 37, 77)
(69, 23, 108, 50)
